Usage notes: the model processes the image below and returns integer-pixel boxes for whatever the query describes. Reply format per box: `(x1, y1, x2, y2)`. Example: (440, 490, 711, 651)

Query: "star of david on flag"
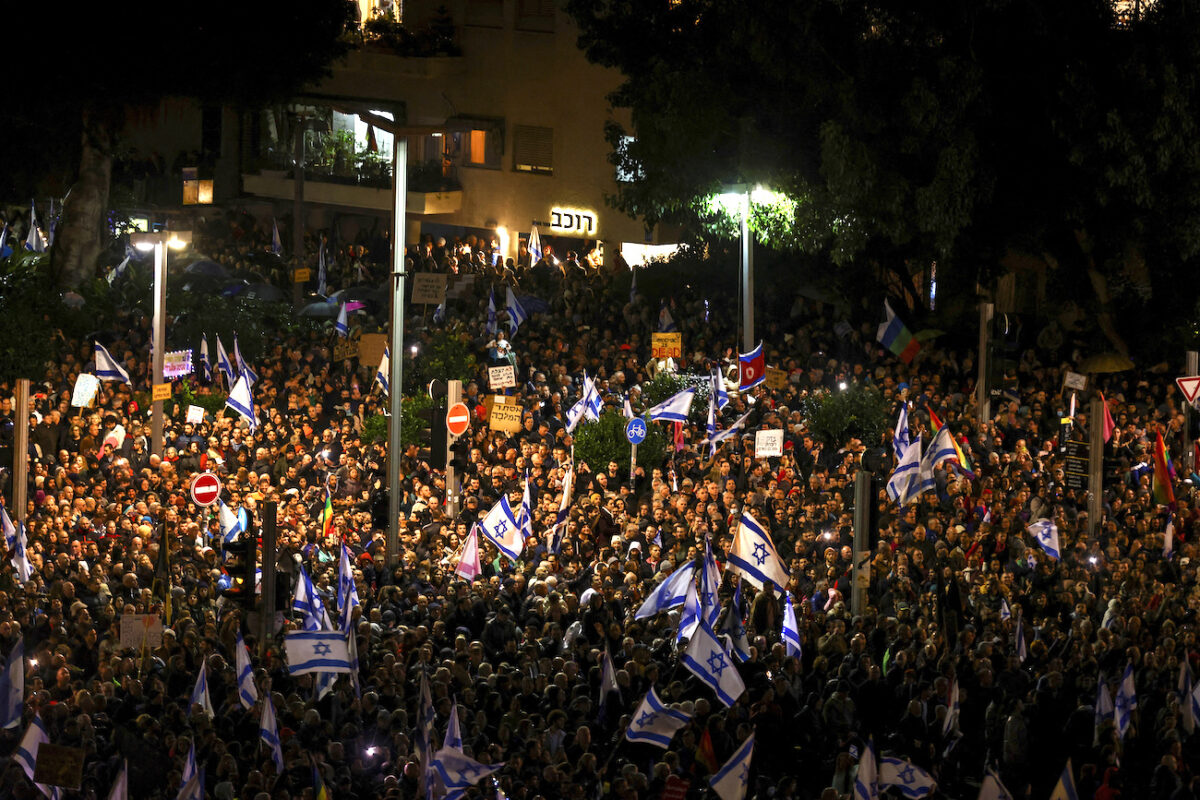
(709, 733, 755, 800)
(634, 562, 696, 619)
(1028, 518, 1061, 560)
(284, 630, 351, 675)
(879, 756, 936, 798)
(682, 618, 745, 707)
(726, 510, 789, 592)
(479, 494, 524, 563)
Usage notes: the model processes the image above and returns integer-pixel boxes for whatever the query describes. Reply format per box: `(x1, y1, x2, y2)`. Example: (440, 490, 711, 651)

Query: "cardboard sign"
(186, 404, 205, 424)
(446, 274, 476, 299)
(163, 349, 193, 379)
(152, 383, 172, 402)
(33, 744, 84, 790)
(293, 268, 311, 283)
(487, 396, 524, 433)
(333, 334, 359, 362)
(765, 366, 788, 389)
(358, 333, 388, 367)
(70, 373, 99, 408)
(651, 332, 682, 359)
(488, 365, 517, 390)
(411, 273, 448, 305)
(1063, 371, 1088, 391)
(120, 613, 164, 650)
(754, 429, 784, 458)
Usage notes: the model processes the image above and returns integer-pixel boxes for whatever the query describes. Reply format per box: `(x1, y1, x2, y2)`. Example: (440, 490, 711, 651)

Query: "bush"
(573, 409, 669, 482)
(798, 384, 890, 450)
(403, 330, 478, 395)
(640, 371, 712, 426)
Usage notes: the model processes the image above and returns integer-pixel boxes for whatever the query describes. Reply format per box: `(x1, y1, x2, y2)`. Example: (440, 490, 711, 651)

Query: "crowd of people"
(0, 215, 1197, 800)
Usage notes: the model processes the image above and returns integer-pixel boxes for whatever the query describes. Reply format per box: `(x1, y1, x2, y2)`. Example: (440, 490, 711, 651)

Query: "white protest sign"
(187, 405, 205, 424)
(119, 613, 164, 650)
(754, 429, 784, 459)
(488, 365, 517, 390)
(70, 374, 100, 408)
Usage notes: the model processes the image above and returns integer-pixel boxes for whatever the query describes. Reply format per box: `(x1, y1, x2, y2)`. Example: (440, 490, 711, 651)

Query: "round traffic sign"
(190, 472, 221, 507)
(625, 417, 647, 445)
(446, 402, 471, 437)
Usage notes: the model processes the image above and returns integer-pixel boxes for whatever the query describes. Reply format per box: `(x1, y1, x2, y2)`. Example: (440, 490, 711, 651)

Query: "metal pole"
(151, 241, 167, 458)
(1088, 396, 1104, 537)
(977, 302, 993, 425)
(741, 191, 754, 353)
(292, 123, 306, 309)
(387, 134, 409, 569)
(446, 380, 462, 518)
(852, 470, 871, 616)
(261, 500, 277, 651)
(629, 443, 638, 484)
(1187, 351, 1198, 472)
(13, 379, 29, 523)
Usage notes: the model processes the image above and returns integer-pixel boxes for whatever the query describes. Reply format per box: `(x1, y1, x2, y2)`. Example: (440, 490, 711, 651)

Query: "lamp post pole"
(387, 134, 408, 569)
(741, 190, 754, 353)
(151, 240, 167, 458)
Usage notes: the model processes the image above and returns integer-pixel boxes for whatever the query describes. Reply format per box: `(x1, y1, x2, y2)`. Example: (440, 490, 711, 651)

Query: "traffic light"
(448, 438, 470, 471)
(416, 405, 448, 470)
(222, 537, 258, 608)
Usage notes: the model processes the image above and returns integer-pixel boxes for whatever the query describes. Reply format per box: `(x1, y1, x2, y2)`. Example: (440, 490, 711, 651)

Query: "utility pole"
(387, 133, 409, 569)
(13, 379, 29, 524)
(977, 301, 994, 425)
(260, 500, 277, 654)
(1186, 350, 1198, 472)
(446, 379, 462, 518)
(1088, 396, 1104, 537)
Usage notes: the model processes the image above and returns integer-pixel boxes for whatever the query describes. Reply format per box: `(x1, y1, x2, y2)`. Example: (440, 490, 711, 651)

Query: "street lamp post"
(740, 190, 754, 353)
(130, 230, 192, 458)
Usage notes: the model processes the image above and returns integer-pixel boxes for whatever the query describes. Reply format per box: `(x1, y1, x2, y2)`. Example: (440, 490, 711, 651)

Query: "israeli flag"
(657, 301, 677, 332)
(528, 225, 543, 265)
(1, 506, 16, 550)
(1000, 598, 1011, 621)
(566, 376, 601, 433)
(518, 472, 534, 542)
(271, 219, 282, 254)
(433, 301, 446, 324)
(623, 396, 634, 419)
(480, 494, 524, 563)
(879, 757, 936, 799)
(886, 437, 925, 506)
(181, 742, 198, 791)
(190, 658, 214, 718)
(700, 538, 721, 628)
(225, 375, 257, 430)
(710, 733, 754, 800)
(1015, 615, 1028, 663)
(719, 582, 752, 662)
(11, 519, 33, 583)
(25, 202, 45, 253)
(94, 342, 131, 385)
(648, 387, 695, 423)
(706, 392, 717, 440)
(853, 737, 879, 800)
(198, 336, 211, 382)
(682, 618, 746, 707)
(15, 714, 61, 800)
(375, 347, 390, 395)
(943, 677, 959, 737)
(1028, 518, 1060, 560)
(444, 698, 463, 751)
(979, 767, 1013, 800)
(1050, 759, 1079, 800)
(549, 467, 574, 555)
(486, 288, 498, 335)
(215, 335, 235, 385)
(1094, 676, 1113, 743)
(703, 408, 753, 457)
(726, 511, 789, 593)
(0, 636, 24, 729)
(430, 747, 504, 796)
(107, 761, 129, 800)
(711, 369, 729, 410)
(893, 404, 911, 462)
(337, 544, 360, 634)
(1114, 664, 1136, 740)
(219, 501, 244, 542)
(505, 286, 528, 335)
(624, 687, 691, 748)
(235, 631, 258, 710)
(0, 224, 7, 258)
(259, 692, 284, 772)
(284, 631, 351, 675)
(292, 565, 332, 631)
(634, 562, 696, 619)
(677, 576, 701, 643)
(335, 303, 349, 337)
(233, 337, 258, 385)
(782, 594, 803, 659)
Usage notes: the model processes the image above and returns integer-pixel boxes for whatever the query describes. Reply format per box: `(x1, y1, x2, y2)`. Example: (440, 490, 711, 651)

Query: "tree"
(3, 0, 353, 288)
(565, 0, 1200, 357)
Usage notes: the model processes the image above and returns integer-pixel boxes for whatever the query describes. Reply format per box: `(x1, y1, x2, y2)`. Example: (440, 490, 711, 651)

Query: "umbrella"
(1078, 352, 1135, 373)
(330, 285, 385, 304)
(184, 259, 229, 278)
(299, 302, 340, 318)
(242, 283, 287, 303)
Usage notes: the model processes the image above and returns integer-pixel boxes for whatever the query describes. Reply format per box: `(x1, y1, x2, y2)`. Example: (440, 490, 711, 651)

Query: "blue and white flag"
(913, 425, 957, 496)
(517, 471, 534, 545)
(486, 288, 498, 335)
(719, 582, 752, 662)
(1, 506, 16, 551)
(599, 645, 621, 719)
(176, 769, 202, 800)
(782, 594, 803, 659)
(444, 698, 463, 751)
(682, 618, 746, 707)
(1000, 598, 1011, 621)
(14, 714, 60, 800)
(726, 511, 789, 593)
(284, 631, 352, 675)
(528, 225, 543, 265)
(225, 375, 257, 430)
(549, 467, 574, 555)
(657, 301, 677, 332)
(198, 336, 211, 382)
(335, 304, 349, 338)
(623, 396, 635, 420)
(219, 501, 244, 542)
(1049, 759, 1079, 800)
(94, 342, 131, 385)
(1015, 615, 1027, 663)
(181, 742, 198, 792)
(479, 494, 524, 563)
(11, 519, 33, 584)
(430, 747, 504, 797)
(703, 408, 753, 457)
(232, 337, 258, 385)
(433, 302, 446, 324)
(235, 631, 258, 710)
(317, 240, 328, 296)
(630, 267, 638, 305)
(506, 286, 528, 335)
(700, 537, 721, 629)
(1094, 676, 1113, 744)
(0, 636, 24, 729)
(634, 562, 696, 619)
(25, 202, 45, 253)
(710, 733, 754, 800)
(338, 544, 360, 634)
(215, 335, 235, 385)
(0, 224, 8, 258)
(943, 677, 960, 737)
(712, 369, 730, 410)
(893, 404, 912, 462)
(107, 761, 129, 800)
(292, 565, 332, 631)
(375, 347, 390, 395)
(416, 670, 435, 796)
(190, 658, 214, 718)
(566, 376, 601, 433)
(271, 219, 282, 254)
(259, 692, 284, 772)
(853, 737, 879, 800)
(706, 392, 717, 441)
(1114, 664, 1136, 740)
(1028, 518, 1060, 560)
(648, 387, 695, 423)
(879, 757, 936, 799)
(978, 767, 1013, 800)
(886, 437, 925, 506)
(677, 575, 701, 644)
(624, 686, 691, 749)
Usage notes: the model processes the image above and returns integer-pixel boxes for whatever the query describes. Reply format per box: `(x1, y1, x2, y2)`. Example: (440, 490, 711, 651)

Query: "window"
(517, 0, 555, 31)
(466, 129, 495, 167)
(513, 126, 554, 174)
(446, 116, 504, 169)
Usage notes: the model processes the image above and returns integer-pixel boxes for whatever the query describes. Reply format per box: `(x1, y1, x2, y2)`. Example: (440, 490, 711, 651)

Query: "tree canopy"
(566, 0, 1200, 353)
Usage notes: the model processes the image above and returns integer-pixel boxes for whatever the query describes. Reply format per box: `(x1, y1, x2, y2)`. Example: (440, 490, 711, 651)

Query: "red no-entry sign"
(190, 472, 221, 507)
(446, 402, 471, 437)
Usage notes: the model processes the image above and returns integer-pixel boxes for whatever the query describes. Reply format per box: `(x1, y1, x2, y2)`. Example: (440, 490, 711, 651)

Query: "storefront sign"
(549, 206, 598, 236)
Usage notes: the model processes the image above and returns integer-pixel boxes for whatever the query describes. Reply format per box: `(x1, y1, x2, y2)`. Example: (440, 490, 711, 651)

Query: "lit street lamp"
(130, 230, 192, 458)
